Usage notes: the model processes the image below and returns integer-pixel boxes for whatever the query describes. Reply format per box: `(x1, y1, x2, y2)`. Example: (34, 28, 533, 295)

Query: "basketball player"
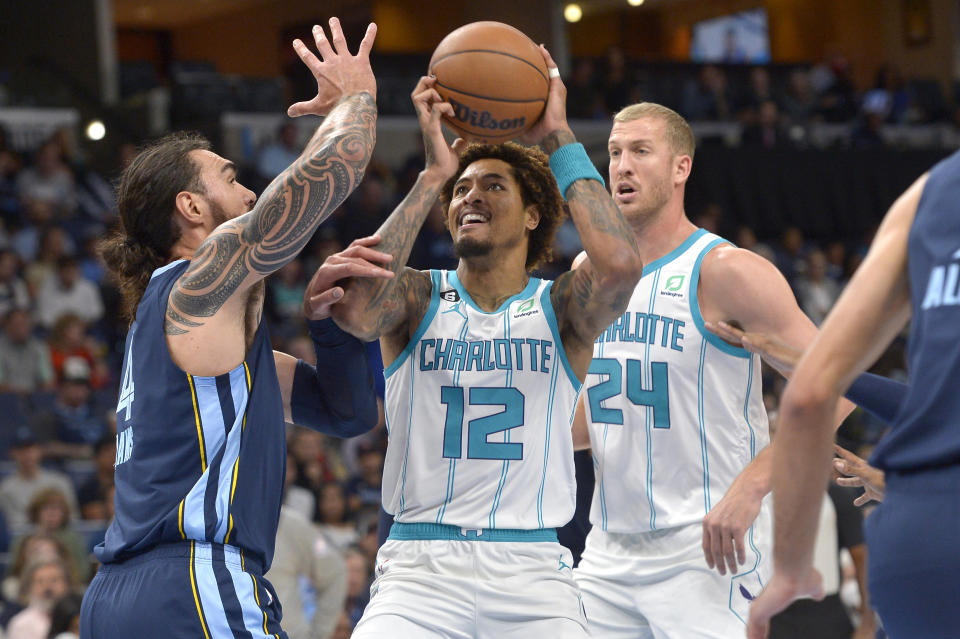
(330, 51, 643, 637)
(78, 20, 389, 638)
(568, 102, 859, 639)
(746, 152, 960, 638)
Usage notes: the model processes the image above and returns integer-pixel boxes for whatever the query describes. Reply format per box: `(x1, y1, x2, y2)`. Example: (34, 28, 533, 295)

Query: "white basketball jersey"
(585, 230, 769, 533)
(383, 270, 581, 530)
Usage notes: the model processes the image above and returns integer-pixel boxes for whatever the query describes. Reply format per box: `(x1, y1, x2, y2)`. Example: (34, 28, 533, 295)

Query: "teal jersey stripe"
(644, 269, 660, 530)
(436, 307, 469, 524)
(488, 310, 513, 528)
(595, 339, 609, 531)
(744, 357, 757, 458)
(536, 345, 561, 528)
(397, 354, 417, 516)
(539, 281, 582, 390)
(698, 339, 712, 514)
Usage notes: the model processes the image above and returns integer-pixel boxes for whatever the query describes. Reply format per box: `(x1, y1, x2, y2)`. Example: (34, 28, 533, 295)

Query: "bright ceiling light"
(628, 0, 645, 6)
(85, 120, 106, 141)
(564, 3, 583, 22)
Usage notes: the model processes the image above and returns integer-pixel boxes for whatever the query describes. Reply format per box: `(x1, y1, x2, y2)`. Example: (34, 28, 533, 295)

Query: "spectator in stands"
(795, 249, 842, 325)
(255, 122, 300, 186)
(290, 428, 346, 492)
(12, 490, 89, 583)
(780, 68, 818, 125)
(871, 64, 911, 124)
(0, 251, 29, 318)
(344, 443, 383, 519)
(266, 259, 308, 338)
(266, 503, 346, 639)
(741, 100, 791, 149)
(682, 64, 733, 121)
(343, 546, 371, 627)
(4, 557, 72, 639)
(45, 593, 82, 639)
(738, 66, 777, 121)
(15, 141, 75, 218)
(31, 357, 110, 462)
(813, 54, 859, 123)
(0, 509, 8, 554)
(0, 309, 54, 394)
(0, 428, 77, 528)
(75, 436, 114, 521)
(851, 92, 889, 149)
(0, 533, 73, 608)
(601, 46, 631, 115)
(47, 315, 109, 390)
(35, 257, 102, 330)
(330, 613, 352, 639)
(774, 226, 807, 287)
(0, 127, 23, 227)
(337, 175, 392, 246)
(316, 482, 357, 551)
(407, 200, 457, 271)
(24, 226, 72, 299)
(565, 58, 604, 120)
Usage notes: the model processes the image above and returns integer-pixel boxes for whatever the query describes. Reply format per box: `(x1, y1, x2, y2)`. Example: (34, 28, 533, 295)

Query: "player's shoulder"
(700, 244, 779, 288)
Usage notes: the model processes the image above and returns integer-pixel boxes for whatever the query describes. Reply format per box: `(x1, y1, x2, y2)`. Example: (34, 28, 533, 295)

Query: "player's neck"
(456, 254, 530, 312)
(631, 204, 699, 266)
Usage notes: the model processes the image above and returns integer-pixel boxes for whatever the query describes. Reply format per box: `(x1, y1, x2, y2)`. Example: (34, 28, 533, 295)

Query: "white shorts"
(574, 503, 772, 639)
(352, 526, 589, 639)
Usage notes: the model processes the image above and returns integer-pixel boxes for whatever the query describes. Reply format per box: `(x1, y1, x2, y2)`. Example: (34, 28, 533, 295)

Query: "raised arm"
(166, 19, 378, 337)
(746, 173, 922, 639)
(332, 76, 463, 360)
(525, 49, 643, 377)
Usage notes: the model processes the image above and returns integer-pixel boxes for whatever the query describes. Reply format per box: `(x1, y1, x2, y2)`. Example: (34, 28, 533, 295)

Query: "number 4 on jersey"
(587, 358, 670, 428)
(116, 338, 135, 422)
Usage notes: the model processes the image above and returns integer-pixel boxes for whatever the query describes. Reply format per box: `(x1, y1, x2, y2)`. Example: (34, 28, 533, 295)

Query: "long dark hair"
(100, 132, 210, 320)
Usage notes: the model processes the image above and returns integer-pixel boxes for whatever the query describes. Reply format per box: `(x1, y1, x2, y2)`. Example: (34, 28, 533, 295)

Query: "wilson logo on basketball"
(448, 98, 526, 132)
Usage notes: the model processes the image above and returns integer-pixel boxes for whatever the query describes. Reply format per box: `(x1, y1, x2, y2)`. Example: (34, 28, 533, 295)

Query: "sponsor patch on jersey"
(659, 273, 686, 299)
(440, 289, 460, 302)
(513, 298, 539, 318)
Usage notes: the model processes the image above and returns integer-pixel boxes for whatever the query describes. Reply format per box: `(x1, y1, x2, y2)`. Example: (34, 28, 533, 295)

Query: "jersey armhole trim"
(383, 269, 442, 379)
(689, 238, 752, 359)
(540, 281, 583, 391)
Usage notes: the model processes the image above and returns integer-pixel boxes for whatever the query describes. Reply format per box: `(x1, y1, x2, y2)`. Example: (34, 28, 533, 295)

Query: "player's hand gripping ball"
(428, 21, 549, 143)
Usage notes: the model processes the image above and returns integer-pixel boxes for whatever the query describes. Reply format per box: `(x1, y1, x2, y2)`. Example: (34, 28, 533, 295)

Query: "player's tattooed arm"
(546, 129, 643, 353)
(165, 93, 377, 334)
(332, 173, 442, 343)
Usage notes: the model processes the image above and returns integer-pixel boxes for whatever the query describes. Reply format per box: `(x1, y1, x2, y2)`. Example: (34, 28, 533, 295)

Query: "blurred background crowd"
(0, 0, 954, 637)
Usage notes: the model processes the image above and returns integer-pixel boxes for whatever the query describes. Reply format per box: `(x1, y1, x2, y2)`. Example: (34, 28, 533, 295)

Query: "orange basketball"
(428, 22, 549, 143)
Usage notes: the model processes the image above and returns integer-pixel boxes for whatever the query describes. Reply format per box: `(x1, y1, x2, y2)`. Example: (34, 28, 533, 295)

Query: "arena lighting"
(564, 3, 583, 22)
(85, 120, 106, 141)
(628, 0, 645, 6)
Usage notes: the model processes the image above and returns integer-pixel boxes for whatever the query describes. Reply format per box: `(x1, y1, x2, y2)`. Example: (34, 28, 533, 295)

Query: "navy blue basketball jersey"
(871, 149, 960, 471)
(97, 260, 286, 569)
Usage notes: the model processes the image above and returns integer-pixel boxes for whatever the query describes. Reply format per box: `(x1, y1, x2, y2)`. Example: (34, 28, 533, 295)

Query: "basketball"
(428, 22, 549, 143)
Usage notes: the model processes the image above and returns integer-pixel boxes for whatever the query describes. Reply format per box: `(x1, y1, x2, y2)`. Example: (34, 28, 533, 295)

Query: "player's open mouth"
(615, 183, 638, 202)
(458, 210, 490, 228)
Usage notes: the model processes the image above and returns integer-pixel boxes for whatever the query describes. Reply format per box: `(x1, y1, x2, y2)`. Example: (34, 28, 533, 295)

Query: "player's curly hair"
(439, 142, 566, 271)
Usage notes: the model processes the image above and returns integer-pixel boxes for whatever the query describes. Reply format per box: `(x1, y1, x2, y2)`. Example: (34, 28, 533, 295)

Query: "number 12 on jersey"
(441, 386, 525, 460)
(587, 358, 670, 428)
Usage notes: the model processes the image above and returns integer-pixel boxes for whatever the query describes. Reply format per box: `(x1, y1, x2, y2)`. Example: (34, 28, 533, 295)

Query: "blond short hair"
(613, 103, 695, 160)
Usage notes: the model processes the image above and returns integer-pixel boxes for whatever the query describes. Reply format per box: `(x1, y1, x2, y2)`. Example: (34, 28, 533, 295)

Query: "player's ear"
(524, 204, 541, 230)
(674, 154, 692, 186)
(174, 190, 205, 226)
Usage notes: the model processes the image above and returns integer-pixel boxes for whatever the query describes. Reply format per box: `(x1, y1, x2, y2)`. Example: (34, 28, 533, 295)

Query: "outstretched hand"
(518, 45, 573, 147)
(411, 76, 466, 181)
(702, 479, 764, 576)
(288, 18, 377, 118)
(705, 320, 802, 376)
(303, 235, 394, 320)
(833, 444, 886, 506)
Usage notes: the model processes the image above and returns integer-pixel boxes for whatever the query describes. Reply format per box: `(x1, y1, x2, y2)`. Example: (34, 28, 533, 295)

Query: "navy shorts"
(80, 541, 287, 639)
(865, 463, 960, 639)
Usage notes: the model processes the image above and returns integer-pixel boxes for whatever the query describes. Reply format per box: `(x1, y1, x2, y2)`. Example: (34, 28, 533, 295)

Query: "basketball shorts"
(80, 541, 287, 639)
(574, 502, 772, 639)
(865, 463, 960, 639)
(351, 523, 589, 639)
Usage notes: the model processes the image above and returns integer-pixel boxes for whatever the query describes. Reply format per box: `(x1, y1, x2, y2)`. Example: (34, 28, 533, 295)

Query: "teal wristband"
(549, 143, 605, 200)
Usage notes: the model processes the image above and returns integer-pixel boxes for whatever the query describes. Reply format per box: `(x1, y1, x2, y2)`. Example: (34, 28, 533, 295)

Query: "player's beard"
(208, 200, 232, 228)
(454, 236, 494, 260)
(623, 175, 672, 223)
